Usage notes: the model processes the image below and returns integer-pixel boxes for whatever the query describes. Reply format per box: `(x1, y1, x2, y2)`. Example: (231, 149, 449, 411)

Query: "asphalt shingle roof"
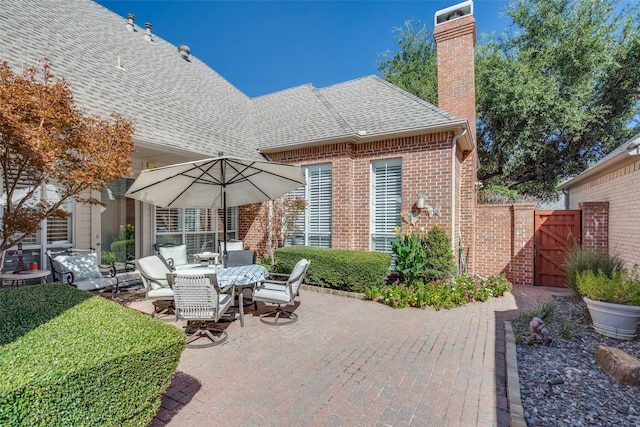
(1, 0, 467, 159)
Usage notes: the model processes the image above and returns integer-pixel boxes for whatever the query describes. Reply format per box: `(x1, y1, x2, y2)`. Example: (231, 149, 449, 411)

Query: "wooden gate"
(535, 210, 581, 287)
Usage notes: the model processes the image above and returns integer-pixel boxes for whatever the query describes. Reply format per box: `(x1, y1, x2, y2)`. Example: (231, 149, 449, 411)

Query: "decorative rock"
(595, 345, 640, 386)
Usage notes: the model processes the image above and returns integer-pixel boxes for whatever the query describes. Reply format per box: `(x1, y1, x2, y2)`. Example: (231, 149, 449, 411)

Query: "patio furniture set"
(136, 245, 310, 348)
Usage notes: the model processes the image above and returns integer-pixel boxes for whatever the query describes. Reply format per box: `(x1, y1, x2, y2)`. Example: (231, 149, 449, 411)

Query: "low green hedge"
(274, 246, 391, 293)
(111, 239, 135, 263)
(0, 283, 185, 426)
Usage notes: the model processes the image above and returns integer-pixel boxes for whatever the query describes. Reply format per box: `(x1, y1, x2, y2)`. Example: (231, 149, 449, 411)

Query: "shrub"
(0, 283, 185, 426)
(423, 225, 456, 282)
(101, 250, 118, 264)
(576, 267, 640, 306)
(274, 246, 391, 293)
(564, 245, 624, 298)
(391, 225, 456, 285)
(110, 239, 134, 263)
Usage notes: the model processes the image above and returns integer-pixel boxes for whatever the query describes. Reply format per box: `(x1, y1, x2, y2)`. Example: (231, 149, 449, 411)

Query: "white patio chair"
(153, 243, 200, 270)
(252, 258, 310, 326)
(135, 255, 174, 318)
(167, 272, 233, 348)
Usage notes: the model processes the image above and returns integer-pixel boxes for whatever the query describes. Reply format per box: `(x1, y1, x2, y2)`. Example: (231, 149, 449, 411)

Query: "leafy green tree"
(377, 0, 640, 201)
(377, 20, 438, 105)
(477, 0, 640, 200)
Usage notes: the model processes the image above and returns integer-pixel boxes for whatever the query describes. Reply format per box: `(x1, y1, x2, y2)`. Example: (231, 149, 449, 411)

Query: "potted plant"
(577, 266, 640, 340)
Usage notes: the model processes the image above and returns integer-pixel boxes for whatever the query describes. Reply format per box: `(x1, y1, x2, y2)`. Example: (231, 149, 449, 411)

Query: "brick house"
(0, 0, 479, 273)
(558, 133, 640, 268)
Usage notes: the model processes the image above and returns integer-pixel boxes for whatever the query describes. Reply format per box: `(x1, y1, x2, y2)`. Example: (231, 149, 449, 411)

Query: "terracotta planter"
(583, 297, 640, 340)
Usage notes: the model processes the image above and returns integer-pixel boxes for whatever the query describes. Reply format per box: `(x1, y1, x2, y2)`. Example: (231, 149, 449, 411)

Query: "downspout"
(451, 129, 468, 252)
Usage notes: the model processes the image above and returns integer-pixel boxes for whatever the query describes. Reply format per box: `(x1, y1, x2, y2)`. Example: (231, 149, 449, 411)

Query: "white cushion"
(53, 253, 102, 280)
(158, 245, 188, 267)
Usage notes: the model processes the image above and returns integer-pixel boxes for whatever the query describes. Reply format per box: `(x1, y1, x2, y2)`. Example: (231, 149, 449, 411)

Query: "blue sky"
(95, 1, 512, 97)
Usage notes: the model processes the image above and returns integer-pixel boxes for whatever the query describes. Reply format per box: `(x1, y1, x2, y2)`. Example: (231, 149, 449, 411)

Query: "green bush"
(391, 225, 456, 285)
(101, 250, 118, 264)
(564, 245, 624, 298)
(423, 225, 456, 282)
(0, 283, 185, 426)
(577, 267, 640, 306)
(274, 246, 391, 293)
(111, 239, 134, 263)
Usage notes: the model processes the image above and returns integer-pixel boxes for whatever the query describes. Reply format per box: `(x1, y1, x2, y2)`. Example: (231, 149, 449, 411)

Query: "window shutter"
(371, 160, 402, 253)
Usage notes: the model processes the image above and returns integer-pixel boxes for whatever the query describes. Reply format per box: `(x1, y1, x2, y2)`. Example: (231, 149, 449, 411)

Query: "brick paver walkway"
(128, 284, 571, 426)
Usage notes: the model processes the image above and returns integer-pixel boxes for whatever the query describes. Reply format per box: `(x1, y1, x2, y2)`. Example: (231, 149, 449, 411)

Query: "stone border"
(504, 321, 526, 427)
(300, 284, 365, 300)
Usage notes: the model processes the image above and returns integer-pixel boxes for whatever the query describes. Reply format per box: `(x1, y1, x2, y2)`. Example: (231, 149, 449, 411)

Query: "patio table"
(179, 264, 269, 326)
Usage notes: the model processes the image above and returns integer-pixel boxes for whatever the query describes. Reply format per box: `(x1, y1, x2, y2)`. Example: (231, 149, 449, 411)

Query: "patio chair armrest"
(262, 279, 288, 286)
(98, 263, 117, 277)
(61, 270, 75, 284)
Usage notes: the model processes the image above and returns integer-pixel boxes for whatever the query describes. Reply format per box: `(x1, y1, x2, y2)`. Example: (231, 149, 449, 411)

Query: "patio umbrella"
(125, 155, 306, 266)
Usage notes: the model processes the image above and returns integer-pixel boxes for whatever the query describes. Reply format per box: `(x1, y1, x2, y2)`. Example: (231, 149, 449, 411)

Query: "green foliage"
(369, 274, 512, 310)
(116, 224, 135, 241)
(101, 250, 117, 264)
(110, 239, 134, 263)
(274, 246, 391, 293)
(0, 283, 185, 426)
(377, 0, 640, 201)
(477, 185, 519, 204)
(476, 0, 640, 200)
(577, 267, 640, 305)
(377, 19, 438, 105)
(423, 226, 456, 282)
(564, 245, 625, 298)
(391, 226, 456, 285)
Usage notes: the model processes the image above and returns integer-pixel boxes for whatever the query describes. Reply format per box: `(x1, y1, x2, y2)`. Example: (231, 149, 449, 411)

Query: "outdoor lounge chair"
(135, 255, 174, 318)
(252, 258, 310, 326)
(47, 248, 118, 296)
(167, 272, 233, 348)
(153, 243, 200, 270)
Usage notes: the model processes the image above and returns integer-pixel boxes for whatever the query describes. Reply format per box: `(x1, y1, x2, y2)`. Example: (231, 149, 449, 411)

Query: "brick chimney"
(433, 0, 477, 273)
(433, 0, 476, 142)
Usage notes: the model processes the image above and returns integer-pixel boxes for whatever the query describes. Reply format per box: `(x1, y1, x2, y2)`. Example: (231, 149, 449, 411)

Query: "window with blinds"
(371, 159, 402, 254)
(286, 164, 332, 248)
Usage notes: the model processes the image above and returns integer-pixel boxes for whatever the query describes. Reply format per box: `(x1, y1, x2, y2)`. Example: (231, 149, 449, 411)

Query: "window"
(371, 159, 402, 254)
(287, 164, 332, 248)
(155, 207, 237, 255)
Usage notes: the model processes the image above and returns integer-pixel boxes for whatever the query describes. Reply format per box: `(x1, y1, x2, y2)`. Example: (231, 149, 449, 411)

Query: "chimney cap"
(434, 0, 473, 27)
(177, 45, 191, 60)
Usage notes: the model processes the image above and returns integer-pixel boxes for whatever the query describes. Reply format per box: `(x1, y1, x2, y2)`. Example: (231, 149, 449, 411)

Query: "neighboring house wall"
(565, 157, 640, 267)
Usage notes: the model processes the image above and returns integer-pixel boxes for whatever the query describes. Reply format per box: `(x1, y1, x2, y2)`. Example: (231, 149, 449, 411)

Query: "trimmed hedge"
(0, 283, 185, 426)
(274, 246, 391, 293)
(111, 239, 135, 263)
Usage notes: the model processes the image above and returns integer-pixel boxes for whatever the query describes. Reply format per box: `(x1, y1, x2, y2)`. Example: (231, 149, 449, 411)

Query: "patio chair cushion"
(52, 253, 103, 280)
(158, 244, 188, 267)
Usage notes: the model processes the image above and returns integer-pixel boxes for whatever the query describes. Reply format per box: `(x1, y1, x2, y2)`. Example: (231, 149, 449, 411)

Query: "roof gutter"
(558, 140, 640, 190)
(259, 120, 474, 155)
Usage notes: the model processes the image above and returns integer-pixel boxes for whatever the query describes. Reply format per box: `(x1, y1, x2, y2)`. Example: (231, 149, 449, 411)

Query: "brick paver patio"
(128, 284, 572, 426)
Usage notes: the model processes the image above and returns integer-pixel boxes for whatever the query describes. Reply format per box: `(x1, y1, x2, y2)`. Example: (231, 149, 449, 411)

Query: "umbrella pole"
(222, 186, 228, 268)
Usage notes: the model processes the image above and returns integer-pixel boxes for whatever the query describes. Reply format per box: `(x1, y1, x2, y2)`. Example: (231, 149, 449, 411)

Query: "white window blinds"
(287, 164, 332, 248)
(371, 159, 402, 254)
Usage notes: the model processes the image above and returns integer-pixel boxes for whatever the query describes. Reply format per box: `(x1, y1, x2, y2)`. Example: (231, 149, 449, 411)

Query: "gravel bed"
(511, 295, 640, 427)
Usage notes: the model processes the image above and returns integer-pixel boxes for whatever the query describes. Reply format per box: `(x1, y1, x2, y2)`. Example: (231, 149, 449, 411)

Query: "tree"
(377, 20, 438, 105)
(476, 0, 640, 200)
(378, 0, 640, 200)
(0, 60, 134, 269)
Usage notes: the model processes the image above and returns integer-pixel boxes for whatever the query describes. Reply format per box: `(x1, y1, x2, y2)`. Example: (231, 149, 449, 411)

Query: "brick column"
(579, 201, 609, 254)
(510, 204, 535, 286)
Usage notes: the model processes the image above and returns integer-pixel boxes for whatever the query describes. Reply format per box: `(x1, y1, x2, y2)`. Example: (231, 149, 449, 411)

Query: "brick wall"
(567, 158, 639, 267)
(579, 201, 609, 254)
(475, 203, 535, 286)
(242, 132, 460, 257)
